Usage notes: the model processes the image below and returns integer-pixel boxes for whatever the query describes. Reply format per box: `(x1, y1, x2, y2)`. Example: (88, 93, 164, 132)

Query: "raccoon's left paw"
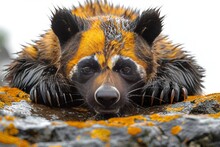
(144, 79, 188, 105)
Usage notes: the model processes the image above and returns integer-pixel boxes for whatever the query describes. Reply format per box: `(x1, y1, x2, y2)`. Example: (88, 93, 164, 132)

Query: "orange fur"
(36, 30, 61, 65)
(153, 36, 185, 60)
(66, 19, 148, 75)
(23, 46, 38, 59)
(21, 1, 183, 79)
(66, 21, 105, 74)
(72, 1, 138, 20)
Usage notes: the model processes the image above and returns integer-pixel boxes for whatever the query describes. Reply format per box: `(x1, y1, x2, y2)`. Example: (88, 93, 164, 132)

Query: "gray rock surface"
(0, 88, 220, 147)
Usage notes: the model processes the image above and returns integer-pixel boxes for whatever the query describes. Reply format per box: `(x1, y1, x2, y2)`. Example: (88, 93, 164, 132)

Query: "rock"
(0, 87, 220, 147)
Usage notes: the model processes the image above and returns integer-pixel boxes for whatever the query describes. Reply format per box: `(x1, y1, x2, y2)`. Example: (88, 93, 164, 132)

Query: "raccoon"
(5, 0, 204, 115)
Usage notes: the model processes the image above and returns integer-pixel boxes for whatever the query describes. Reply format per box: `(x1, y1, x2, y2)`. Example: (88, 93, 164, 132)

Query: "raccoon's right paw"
(143, 79, 188, 106)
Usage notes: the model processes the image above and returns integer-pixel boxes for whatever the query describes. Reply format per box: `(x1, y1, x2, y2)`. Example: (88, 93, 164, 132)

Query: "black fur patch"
(71, 56, 101, 83)
(112, 57, 142, 82)
(134, 8, 163, 46)
(6, 58, 83, 107)
(51, 8, 87, 46)
(61, 33, 82, 75)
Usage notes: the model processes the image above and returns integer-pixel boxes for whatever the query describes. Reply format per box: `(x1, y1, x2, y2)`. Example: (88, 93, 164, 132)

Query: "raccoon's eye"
(120, 66, 132, 75)
(81, 66, 94, 75)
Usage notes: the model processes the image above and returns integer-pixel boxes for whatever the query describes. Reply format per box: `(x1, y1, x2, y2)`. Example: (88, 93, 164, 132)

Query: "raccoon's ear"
(51, 8, 83, 46)
(134, 9, 163, 46)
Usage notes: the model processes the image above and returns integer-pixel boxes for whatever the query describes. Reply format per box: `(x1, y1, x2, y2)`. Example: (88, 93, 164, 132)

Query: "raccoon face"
(70, 55, 145, 114)
(51, 8, 162, 114)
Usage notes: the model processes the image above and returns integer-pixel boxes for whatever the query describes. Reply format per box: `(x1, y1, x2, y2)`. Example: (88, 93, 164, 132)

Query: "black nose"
(95, 85, 120, 108)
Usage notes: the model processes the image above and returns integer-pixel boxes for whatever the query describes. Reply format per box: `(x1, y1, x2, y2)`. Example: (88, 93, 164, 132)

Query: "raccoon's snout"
(94, 85, 120, 108)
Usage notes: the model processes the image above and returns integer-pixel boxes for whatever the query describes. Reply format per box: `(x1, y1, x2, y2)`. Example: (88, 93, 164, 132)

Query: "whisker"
(68, 94, 81, 96)
(127, 99, 146, 110)
(88, 113, 100, 120)
(128, 79, 144, 90)
(116, 112, 121, 117)
(59, 98, 85, 106)
(128, 93, 167, 106)
(127, 94, 143, 97)
(129, 93, 166, 102)
(126, 87, 143, 95)
(141, 91, 146, 106)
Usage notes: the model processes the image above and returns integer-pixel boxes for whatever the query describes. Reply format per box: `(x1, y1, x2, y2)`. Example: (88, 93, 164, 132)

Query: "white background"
(0, 0, 219, 94)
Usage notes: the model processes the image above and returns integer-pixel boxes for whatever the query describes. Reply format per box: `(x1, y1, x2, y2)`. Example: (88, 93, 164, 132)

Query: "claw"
(159, 90, 164, 105)
(46, 90, 52, 106)
(69, 93, 74, 102)
(55, 92, 60, 107)
(33, 89, 37, 103)
(170, 89, 175, 104)
(151, 91, 155, 106)
(141, 91, 146, 106)
(182, 87, 188, 101)
(63, 93, 67, 105)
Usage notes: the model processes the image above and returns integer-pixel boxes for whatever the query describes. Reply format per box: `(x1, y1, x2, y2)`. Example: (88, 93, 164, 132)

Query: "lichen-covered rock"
(0, 87, 220, 147)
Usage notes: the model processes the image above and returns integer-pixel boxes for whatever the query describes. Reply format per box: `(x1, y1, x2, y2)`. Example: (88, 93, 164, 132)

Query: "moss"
(150, 114, 180, 123)
(127, 126, 142, 136)
(171, 125, 182, 135)
(90, 128, 111, 142)
(0, 86, 30, 108)
(0, 131, 30, 146)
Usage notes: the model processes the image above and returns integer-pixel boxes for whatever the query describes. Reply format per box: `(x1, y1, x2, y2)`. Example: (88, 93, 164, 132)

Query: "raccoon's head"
(52, 8, 162, 114)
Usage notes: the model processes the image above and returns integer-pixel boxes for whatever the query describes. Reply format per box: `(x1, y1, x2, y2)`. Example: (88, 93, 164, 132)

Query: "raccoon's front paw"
(144, 79, 188, 106)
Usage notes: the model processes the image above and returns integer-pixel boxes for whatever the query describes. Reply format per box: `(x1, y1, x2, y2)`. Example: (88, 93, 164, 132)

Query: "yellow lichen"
(66, 115, 146, 128)
(209, 112, 220, 119)
(0, 131, 30, 146)
(0, 101, 4, 108)
(51, 121, 64, 126)
(66, 121, 93, 129)
(66, 120, 106, 129)
(107, 115, 147, 127)
(166, 106, 184, 112)
(76, 135, 81, 141)
(4, 123, 19, 136)
(127, 126, 142, 136)
(4, 115, 15, 121)
(185, 93, 220, 105)
(171, 125, 182, 135)
(150, 114, 180, 123)
(105, 142, 111, 147)
(49, 145, 62, 147)
(137, 138, 143, 144)
(0, 87, 30, 108)
(90, 128, 111, 142)
(145, 121, 155, 126)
